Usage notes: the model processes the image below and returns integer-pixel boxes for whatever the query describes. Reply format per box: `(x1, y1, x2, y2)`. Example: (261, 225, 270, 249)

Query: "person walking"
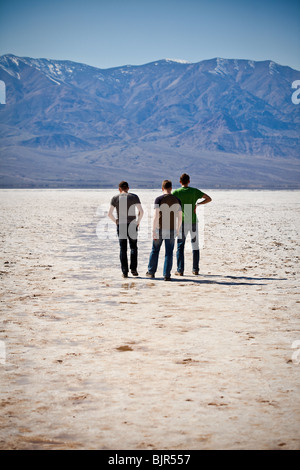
(108, 181, 144, 278)
(146, 180, 182, 281)
(172, 173, 212, 276)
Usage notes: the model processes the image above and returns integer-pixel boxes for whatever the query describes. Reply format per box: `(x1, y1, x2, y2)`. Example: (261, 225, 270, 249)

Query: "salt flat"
(0, 188, 299, 450)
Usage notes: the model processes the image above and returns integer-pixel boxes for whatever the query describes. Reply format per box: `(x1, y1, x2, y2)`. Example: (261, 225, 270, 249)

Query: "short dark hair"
(180, 173, 190, 185)
(162, 180, 172, 190)
(119, 181, 129, 190)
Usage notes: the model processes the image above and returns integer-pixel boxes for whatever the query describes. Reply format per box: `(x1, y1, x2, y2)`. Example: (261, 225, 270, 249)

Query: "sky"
(0, 0, 299, 70)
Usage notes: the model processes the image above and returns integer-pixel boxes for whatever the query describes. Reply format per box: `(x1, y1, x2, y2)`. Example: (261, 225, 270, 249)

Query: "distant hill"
(0, 54, 299, 188)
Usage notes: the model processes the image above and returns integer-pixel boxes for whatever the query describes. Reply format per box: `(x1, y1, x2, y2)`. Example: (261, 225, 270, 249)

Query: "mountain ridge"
(0, 54, 299, 188)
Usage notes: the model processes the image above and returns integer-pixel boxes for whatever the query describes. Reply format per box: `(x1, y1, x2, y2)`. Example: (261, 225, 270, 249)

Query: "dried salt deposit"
(0, 189, 299, 450)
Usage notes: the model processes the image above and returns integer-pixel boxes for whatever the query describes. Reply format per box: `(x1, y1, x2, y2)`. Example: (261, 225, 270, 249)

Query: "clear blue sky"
(0, 0, 299, 70)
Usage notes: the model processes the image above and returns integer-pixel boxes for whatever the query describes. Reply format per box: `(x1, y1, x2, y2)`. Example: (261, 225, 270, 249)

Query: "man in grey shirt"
(108, 181, 144, 278)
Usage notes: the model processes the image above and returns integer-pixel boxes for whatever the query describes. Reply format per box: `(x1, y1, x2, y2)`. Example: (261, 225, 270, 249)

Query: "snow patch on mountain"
(165, 58, 191, 64)
(269, 61, 279, 75)
(210, 58, 230, 76)
(0, 63, 20, 79)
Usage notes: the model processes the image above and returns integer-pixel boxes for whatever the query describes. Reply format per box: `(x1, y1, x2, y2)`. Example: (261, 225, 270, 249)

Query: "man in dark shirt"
(108, 181, 144, 278)
(146, 180, 182, 281)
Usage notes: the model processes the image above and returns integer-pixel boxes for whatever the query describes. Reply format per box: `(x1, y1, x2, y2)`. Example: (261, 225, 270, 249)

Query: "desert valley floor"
(0, 189, 299, 450)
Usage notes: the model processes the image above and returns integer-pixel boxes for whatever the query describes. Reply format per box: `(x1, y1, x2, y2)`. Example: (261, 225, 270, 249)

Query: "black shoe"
(175, 271, 183, 276)
(131, 271, 139, 277)
(122, 273, 128, 278)
(192, 270, 199, 275)
(164, 276, 171, 281)
(146, 272, 155, 278)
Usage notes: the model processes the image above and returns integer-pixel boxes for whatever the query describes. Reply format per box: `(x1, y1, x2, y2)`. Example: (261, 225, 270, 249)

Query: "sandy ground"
(0, 188, 299, 450)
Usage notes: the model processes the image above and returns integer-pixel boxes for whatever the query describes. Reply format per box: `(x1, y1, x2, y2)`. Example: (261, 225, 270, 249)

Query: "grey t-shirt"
(110, 193, 141, 224)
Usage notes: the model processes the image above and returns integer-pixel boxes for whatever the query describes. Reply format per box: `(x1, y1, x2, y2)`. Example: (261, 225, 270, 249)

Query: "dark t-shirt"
(154, 194, 182, 231)
(110, 193, 141, 224)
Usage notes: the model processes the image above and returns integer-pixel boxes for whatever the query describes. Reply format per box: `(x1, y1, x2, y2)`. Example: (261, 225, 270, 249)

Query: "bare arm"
(136, 203, 144, 228)
(196, 193, 212, 206)
(152, 208, 160, 239)
(108, 205, 117, 224)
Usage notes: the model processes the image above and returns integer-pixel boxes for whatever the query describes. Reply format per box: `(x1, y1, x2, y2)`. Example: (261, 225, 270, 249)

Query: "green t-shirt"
(172, 187, 204, 224)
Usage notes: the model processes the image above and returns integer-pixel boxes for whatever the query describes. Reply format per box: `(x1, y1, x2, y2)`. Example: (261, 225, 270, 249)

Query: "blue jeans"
(148, 231, 175, 278)
(177, 223, 200, 273)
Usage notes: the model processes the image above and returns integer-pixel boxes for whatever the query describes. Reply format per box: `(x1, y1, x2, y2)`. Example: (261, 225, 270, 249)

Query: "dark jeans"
(177, 223, 200, 273)
(117, 223, 138, 274)
(148, 230, 175, 278)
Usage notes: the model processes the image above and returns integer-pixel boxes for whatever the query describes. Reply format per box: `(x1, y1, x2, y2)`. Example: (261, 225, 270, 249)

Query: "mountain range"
(0, 54, 299, 188)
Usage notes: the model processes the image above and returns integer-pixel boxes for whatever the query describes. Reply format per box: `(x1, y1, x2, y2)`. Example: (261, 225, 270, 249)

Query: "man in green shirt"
(172, 173, 212, 275)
